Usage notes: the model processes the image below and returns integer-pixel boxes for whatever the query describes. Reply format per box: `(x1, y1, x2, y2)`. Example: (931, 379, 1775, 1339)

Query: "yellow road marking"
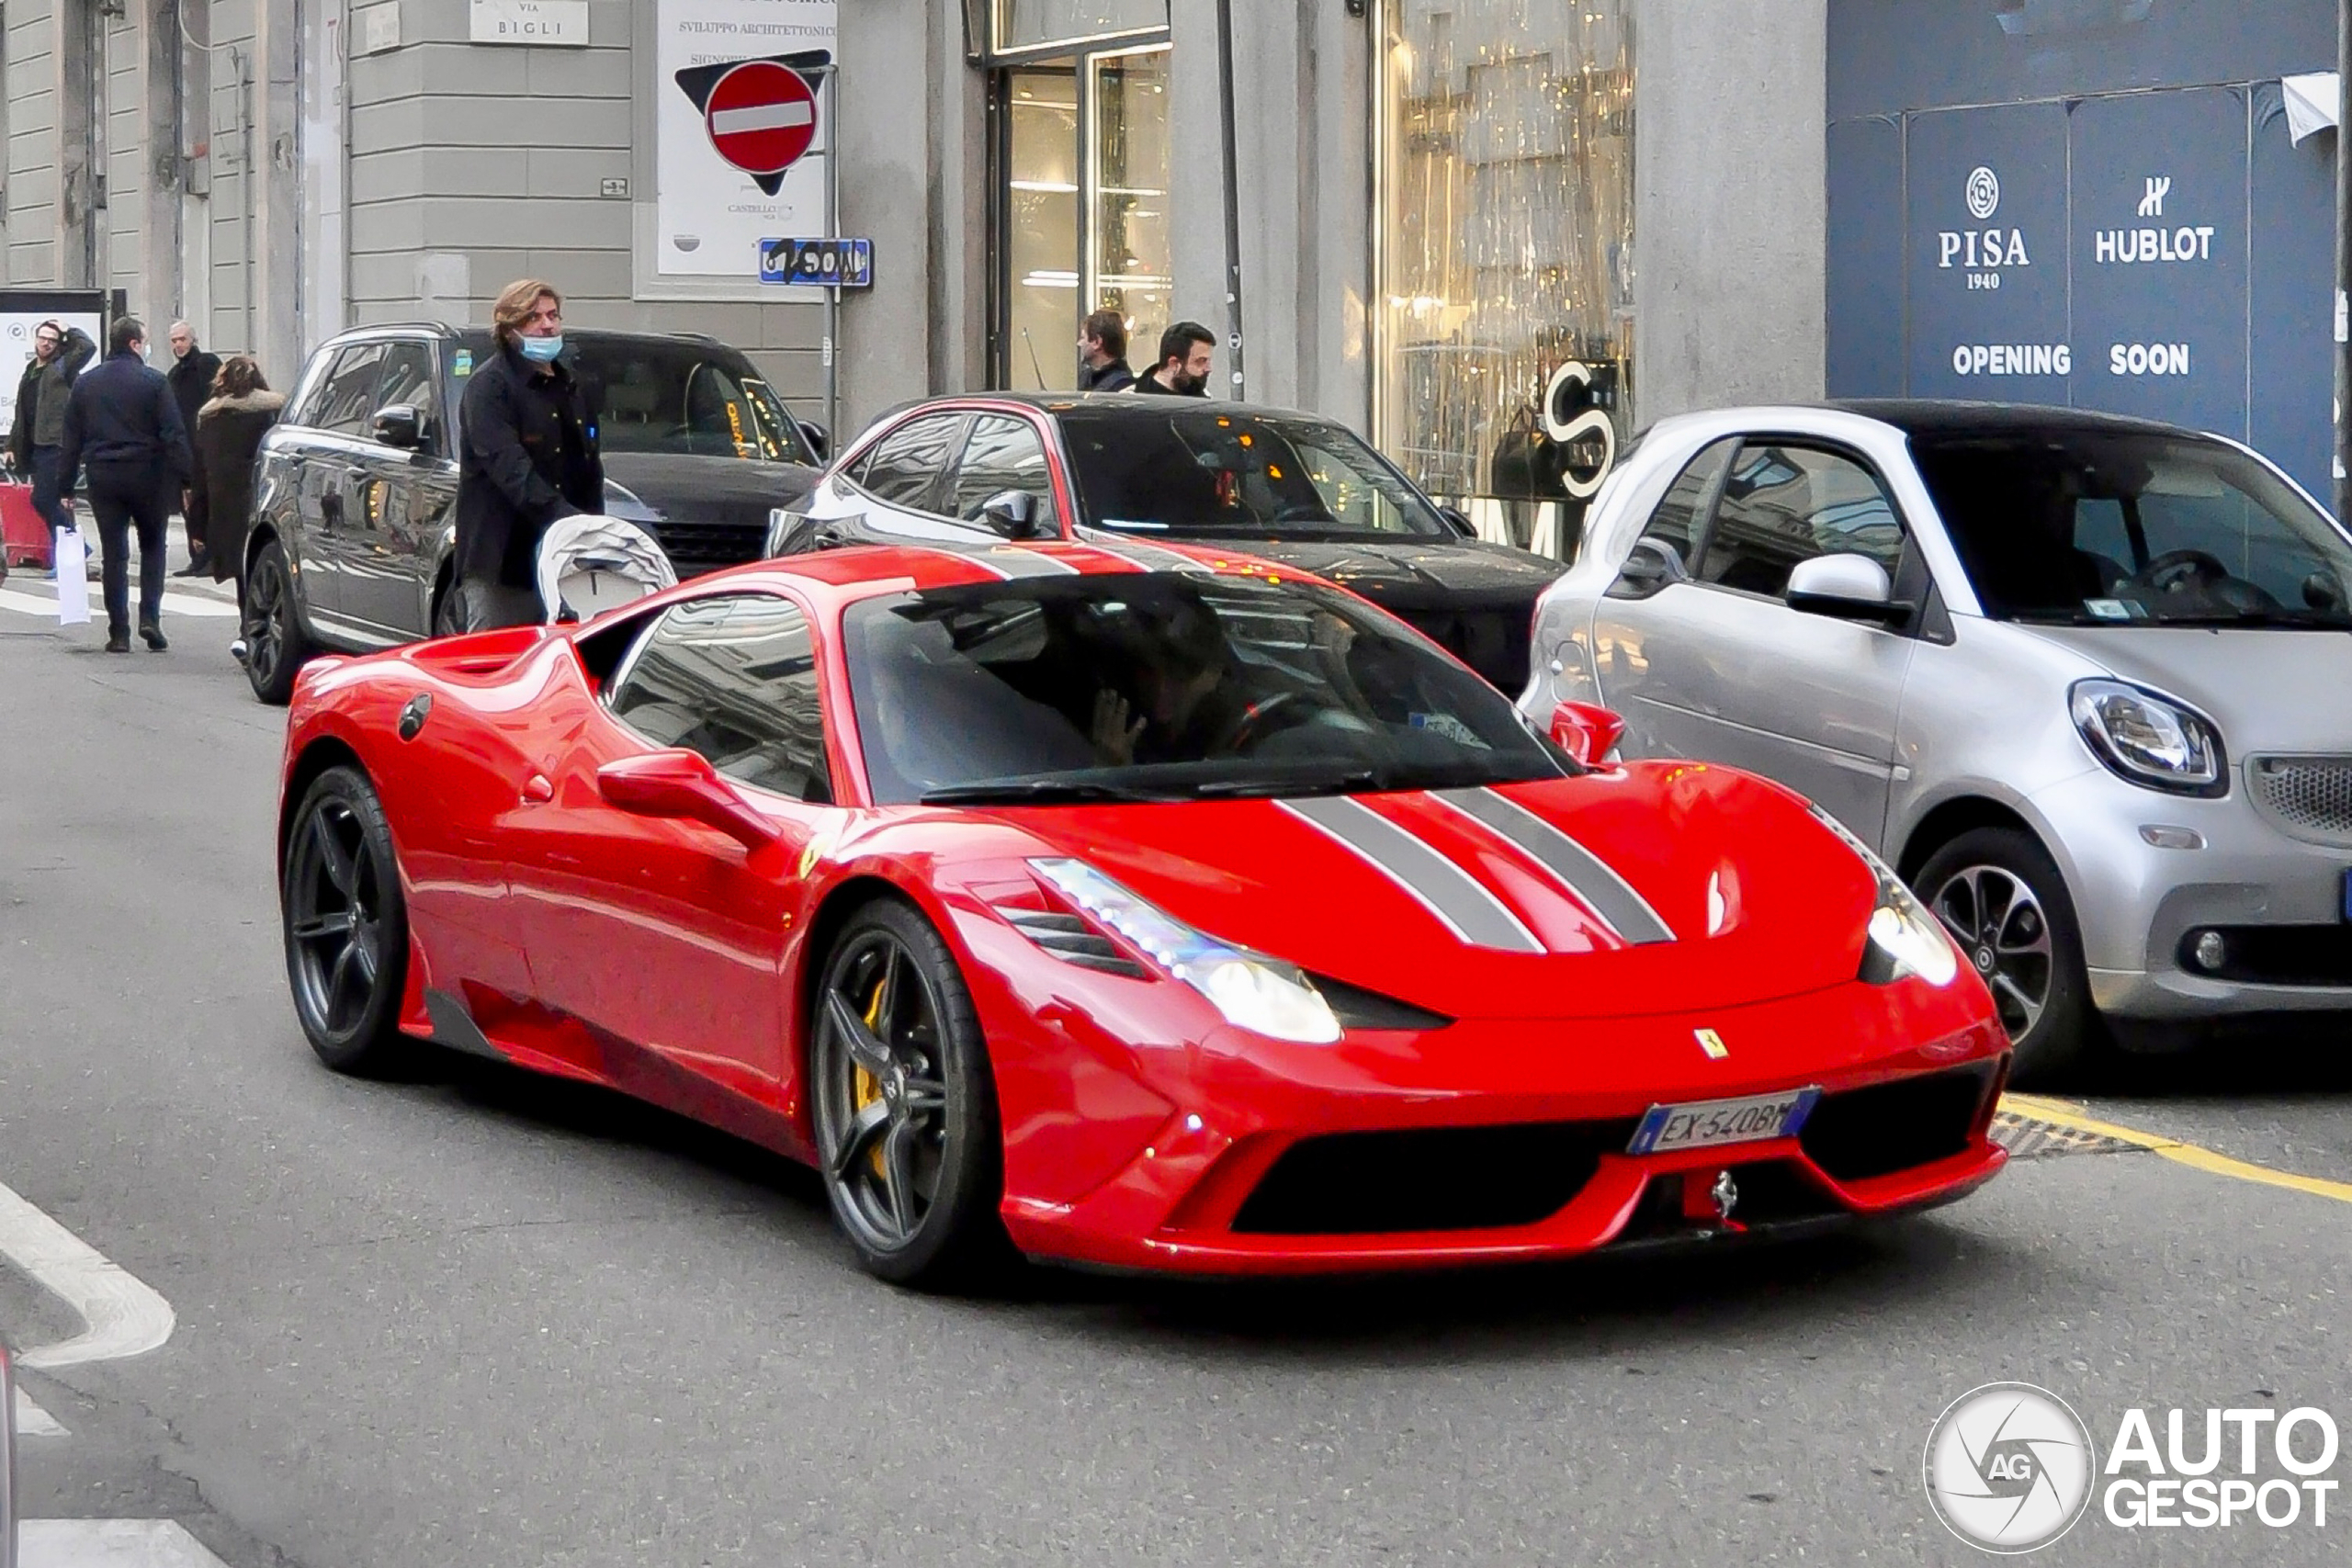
(2002, 1093, 2352, 1206)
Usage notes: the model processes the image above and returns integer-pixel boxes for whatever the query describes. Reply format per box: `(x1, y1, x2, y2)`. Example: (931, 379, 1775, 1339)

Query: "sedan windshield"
(843, 573, 1570, 806)
(460, 332, 814, 465)
(1911, 430, 2352, 628)
(1058, 407, 1448, 540)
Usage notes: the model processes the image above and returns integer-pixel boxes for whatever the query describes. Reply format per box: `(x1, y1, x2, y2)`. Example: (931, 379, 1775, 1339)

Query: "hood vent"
(998, 906, 1148, 978)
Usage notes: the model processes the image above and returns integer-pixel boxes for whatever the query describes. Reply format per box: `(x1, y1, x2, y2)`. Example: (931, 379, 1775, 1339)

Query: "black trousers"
(85, 477, 172, 634)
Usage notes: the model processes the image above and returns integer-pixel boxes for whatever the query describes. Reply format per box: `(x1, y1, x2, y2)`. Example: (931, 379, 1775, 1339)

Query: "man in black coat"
(165, 321, 222, 575)
(453, 277, 603, 630)
(1133, 321, 1215, 397)
(1078, 309, 1135, 393)
(57, 317, 193, 651)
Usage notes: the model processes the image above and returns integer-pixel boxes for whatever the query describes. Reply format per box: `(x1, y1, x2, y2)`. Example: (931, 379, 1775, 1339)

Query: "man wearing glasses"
(6, 319, 96, 576)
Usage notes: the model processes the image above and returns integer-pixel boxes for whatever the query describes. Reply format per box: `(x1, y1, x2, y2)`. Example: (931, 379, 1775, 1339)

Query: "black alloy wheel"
(1917, 826, 2100, 1087)
(808, 898, 1008, 1288)
(244, 540, 314, 705)
(282, 765, 412, 1074)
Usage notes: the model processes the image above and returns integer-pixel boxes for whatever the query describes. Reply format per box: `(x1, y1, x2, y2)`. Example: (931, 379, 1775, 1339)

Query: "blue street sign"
(758, 237, 874, 289)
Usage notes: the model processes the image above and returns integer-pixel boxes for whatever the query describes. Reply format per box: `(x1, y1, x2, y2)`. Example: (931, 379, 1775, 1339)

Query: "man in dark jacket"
(57, 317, 193, 651)
(7, 321, 97, 569)
(1133, 321, 1215, 397)
(1078, 309, 1135, 393)
(165, 321, 222, 575)
(453, 277, 603, 630)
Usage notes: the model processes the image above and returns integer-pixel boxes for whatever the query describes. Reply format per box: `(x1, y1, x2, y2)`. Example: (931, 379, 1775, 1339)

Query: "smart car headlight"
(1028, 858, 1342, 1043)
(1807, 805, 1959, 987)
(2069, 679, 2225, 796)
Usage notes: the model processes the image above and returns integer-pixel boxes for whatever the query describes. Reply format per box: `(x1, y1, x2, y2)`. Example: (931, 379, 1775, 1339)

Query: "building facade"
(9, 3, 2325, 554)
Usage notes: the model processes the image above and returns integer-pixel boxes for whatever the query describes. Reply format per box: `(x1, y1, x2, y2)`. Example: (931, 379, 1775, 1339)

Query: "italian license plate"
(2341, 868, 2352, 921)
(1627, 1088, 1821, 1156)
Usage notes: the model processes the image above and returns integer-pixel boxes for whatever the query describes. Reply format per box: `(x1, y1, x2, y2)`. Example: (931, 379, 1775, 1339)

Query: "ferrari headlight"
(2070, 679, 2225, 795)
(1807, 805, 1959, 987)
(1029, 858, 1342, 1043)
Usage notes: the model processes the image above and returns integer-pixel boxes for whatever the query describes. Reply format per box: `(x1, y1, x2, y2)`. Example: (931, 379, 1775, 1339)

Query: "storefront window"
(995, 0, 1168, 54)
(1375, 0, 1635, 559)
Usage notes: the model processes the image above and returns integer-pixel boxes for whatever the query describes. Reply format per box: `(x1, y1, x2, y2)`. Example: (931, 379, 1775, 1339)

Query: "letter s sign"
(1542, 360, 1618, 502)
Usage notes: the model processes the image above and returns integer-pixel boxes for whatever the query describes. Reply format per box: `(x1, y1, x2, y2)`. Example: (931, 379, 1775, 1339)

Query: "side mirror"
(797, 419, 831, 461)
(1549, 701, 1625, 767)
(596, 750, 779, 851)
(372, 403, 425, 450)
(979, 489, 1048, 540)
(1608, 536, 1687, 599)
(1438, 504, 1477, 540)
(1785, 552, 1911, 624)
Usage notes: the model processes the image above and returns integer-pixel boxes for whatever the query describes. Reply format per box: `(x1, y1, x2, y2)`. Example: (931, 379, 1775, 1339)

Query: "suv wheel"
(245, 539, 317, 705)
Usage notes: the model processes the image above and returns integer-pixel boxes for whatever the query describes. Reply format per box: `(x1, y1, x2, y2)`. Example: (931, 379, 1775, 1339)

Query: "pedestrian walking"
(188, 355, 283, 610)
(56, 317, 193, 652)
(1132, 321, 1215, 397)
(6, 319, 97, 576)
(165, 321, 222, 576)
(452, 277, 603, 631)
(1079, 309, 1136, 393)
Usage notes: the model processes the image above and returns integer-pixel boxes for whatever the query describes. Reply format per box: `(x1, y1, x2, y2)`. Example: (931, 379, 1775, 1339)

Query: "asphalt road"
(5, 598, 2352, 1566)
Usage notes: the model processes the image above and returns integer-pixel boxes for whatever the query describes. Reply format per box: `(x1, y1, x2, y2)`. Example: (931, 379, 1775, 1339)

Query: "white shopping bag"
(53, 525, 88, 625)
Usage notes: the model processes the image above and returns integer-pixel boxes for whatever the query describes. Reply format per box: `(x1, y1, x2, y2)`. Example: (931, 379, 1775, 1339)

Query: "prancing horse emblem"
(1694, 1028, 1729, 1061)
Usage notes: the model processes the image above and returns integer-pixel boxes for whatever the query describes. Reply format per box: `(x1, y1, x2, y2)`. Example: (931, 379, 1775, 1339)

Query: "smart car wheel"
(282, 765, 412, 1075)
(1917, 827, 2098, 1086)
(244, 540, 315, 705)
(809, 897, 1008, 1289)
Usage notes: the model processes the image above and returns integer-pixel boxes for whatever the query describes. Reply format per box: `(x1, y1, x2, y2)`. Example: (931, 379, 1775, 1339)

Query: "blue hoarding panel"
(1905, 103, 2072, 400)
(2067, 88, 2248, 435)
(1826, 117, 1905, 397)
(2250, 88, 2334, 503)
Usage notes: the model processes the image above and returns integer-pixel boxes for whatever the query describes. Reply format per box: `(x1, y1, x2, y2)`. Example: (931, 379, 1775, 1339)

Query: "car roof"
(315, 323, 738, 353)
(879, 391, 1340, 423)
(1826, 398, 2211, 442)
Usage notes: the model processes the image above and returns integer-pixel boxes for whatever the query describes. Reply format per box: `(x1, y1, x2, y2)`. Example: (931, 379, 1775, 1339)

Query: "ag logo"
(1924, 1382, 2097, 1553)
(1966, 165, 2002, 221)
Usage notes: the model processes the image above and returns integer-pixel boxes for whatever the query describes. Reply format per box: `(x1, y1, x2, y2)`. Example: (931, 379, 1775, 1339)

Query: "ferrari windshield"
(1058, 407, 1449, 540)
(843, 573, 1570, 806)
(1912, 430, 2352, 627)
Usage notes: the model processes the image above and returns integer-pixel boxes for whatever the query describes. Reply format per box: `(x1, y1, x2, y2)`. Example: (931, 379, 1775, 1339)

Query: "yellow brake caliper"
(853, 976, 888, 1178)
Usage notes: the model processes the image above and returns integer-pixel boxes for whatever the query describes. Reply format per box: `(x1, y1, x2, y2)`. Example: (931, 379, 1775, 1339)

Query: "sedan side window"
(853, 413, 967, 513)
(1699, 443, 1905, 598)
(948, 414, 1056, 525)
(310, 344, 390, 436)
(606, 595, 833, 804)
(1638, 437, 1738, 567)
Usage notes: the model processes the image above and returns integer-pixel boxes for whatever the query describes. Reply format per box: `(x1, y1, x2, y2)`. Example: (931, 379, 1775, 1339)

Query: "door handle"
(521, 773, 553, 805)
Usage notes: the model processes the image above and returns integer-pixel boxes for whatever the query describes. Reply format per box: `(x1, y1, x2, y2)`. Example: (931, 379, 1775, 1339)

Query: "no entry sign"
(703, 61, 818, 179)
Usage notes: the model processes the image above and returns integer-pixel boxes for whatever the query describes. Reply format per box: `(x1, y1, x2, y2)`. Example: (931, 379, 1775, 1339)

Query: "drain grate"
(1992, 1111, 2142, 1161)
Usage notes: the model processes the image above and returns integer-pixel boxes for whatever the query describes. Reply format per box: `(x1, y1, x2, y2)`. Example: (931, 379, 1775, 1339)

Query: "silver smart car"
(1523, 400, 2352, 1081)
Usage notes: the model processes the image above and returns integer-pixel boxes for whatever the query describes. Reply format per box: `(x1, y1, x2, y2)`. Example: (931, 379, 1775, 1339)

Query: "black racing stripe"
(1432, 788, 1677, 944)
(1279, 796, 1545, 953)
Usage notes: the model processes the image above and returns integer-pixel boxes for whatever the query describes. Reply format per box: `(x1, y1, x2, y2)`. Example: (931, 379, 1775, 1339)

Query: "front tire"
(1917, 827, 2100, 1086)
(808, 897, 1009, 1289)
(283, 765, 413, 1075)
(244, 539, 316, 705)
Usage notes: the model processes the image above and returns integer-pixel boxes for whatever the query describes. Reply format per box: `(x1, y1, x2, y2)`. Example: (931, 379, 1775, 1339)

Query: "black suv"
(240, 323, 825, 702)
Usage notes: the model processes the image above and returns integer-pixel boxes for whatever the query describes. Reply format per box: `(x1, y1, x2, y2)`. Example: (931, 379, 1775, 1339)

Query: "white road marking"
(0, 588, 237, 620)
(18, 1520, 232, 1567)
(14, 1383, 67, 1436)
(0, 1180, 175, 1370)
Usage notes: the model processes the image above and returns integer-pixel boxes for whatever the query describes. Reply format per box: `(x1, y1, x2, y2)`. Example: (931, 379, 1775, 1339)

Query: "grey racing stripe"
(1277, 796, 1545, 953)
(981, 546, 1081, 577)
(1431, 788, 1677, 944)
(1073, 530, 1211, 573)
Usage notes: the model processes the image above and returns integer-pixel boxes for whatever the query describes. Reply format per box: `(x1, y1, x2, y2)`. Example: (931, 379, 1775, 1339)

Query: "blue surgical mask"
(518, 334, 563, 364)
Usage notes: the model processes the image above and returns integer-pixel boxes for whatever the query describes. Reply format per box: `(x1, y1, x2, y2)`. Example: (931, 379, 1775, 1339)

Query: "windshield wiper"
(1189, 767, 1389, 799)
(920, 778, 1183, 807)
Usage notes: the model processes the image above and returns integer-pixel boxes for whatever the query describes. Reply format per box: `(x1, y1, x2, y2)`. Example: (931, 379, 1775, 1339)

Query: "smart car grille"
(650, 518, 770, 579)
(1796, 1063, 1999, 1184)
(998, 908, 1148, 978)
(1230, 1118, 1637, 1235)
(2248, 756, 2352, 846)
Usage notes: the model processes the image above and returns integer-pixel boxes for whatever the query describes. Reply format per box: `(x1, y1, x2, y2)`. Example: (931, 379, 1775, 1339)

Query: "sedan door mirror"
(797, 419, 831, 461)
(1785, 552, 1912, 625)
(1549, 700, 1626, 767)
(1608, 536, 1687, 599)
(372, 403, 426, 450)
(979, 489, 1048, 540)
(597, 750, 780, 851)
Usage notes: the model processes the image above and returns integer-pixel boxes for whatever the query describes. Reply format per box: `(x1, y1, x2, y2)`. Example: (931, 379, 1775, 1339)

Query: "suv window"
(375, 341, 439, 444)
(310, 344, 390, 436)
(948, 414, 1055, 525)
(1699, 442, 1905, 598)
(606, 595, 833, 803)
(1636, 436, 1737, 567)
(456, 332, 816, 466)
(854, 413, 967, 513)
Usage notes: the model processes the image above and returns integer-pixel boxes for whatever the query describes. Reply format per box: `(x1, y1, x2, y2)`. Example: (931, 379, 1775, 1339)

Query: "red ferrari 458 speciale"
(276, 540, 2008, 1286)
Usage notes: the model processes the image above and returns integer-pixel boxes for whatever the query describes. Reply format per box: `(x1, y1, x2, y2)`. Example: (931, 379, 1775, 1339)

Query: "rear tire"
(283, 765, 413, 1075)
(244, 539, 316, 705)
(431, 573, 464, 638)
(1917, 827, 2101, 1087)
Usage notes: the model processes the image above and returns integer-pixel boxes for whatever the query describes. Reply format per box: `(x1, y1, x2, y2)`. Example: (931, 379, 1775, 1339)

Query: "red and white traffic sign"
(703, 61, 818, 177)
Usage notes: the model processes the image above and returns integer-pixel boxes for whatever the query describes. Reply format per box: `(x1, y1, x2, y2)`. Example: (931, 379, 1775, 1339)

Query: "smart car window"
(1913, 432, 2352, 627)
(605, 595, 834, 803)
(1699, 443, 1905, 598)
(310, 344, 390, 436)
(854, 413, 967, 513)
(948, 415, 1056, 525)
(1638, 436, 1737, 567)
(1059, 408, 1446, 538)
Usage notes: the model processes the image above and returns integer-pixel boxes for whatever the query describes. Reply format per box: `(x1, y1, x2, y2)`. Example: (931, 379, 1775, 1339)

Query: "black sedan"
(765, 395, 1565, 691)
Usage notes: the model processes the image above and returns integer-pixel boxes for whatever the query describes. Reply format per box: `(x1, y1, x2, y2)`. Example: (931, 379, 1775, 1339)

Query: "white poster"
(0, 311, 104, 439)
(656, 0, 838, 280)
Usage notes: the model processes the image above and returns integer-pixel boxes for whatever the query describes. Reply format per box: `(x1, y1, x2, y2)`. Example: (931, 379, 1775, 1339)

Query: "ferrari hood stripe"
(1431, 788, 1678, 944)
(980, 546, 1080, 578)
(1072, 530, 1212, 573)
(1277, 796, 1546, 953)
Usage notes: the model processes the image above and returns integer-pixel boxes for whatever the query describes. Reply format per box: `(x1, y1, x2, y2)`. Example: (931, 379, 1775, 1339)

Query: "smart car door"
(1592, 437, 1918, 842)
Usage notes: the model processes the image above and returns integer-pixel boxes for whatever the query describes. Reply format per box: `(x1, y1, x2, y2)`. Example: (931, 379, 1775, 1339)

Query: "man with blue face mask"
(451, 277, 605, 629)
